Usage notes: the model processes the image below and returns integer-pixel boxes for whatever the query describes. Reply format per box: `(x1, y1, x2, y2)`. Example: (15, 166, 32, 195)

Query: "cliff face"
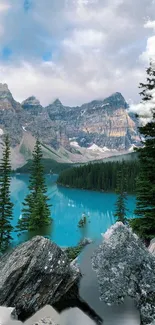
(0, 83, 21, 112)
(0, 84, 140, 163)
(46, 92, 139, 151)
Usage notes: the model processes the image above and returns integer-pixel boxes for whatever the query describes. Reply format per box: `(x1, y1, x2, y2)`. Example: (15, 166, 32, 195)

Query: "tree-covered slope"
(58, 160, 139, 193)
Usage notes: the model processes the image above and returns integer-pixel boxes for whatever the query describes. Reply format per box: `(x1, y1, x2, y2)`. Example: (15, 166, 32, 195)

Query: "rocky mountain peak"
(0, 84, 140, 160)
(46, 98, 65, 119)
(0, 83, 21, 111)
(0, 83, 12, 100)
(102, 92, 128, 109)
(80, 92, 128, 113)
(0, 83, 9, 92)
(52, 98, 63, 107)
(111, 91, 125, 100)
(22, 96, 41, 106)
(21, 96, 43, 115)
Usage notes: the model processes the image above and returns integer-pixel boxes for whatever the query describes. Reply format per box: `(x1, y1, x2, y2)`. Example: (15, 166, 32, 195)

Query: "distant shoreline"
(57, 182, 135, 195)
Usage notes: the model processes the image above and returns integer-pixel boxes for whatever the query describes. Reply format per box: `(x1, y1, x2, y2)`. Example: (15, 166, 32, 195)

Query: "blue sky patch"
(1, 47, 12, 60)
(42, 52, 52, 62)
(24, 0, 32, 11)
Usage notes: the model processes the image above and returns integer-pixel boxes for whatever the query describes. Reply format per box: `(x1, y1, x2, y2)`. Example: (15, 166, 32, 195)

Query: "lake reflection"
(10, 174, 136, 247)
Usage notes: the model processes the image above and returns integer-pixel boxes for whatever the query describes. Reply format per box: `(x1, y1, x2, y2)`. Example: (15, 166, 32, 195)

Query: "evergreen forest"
(57, 160, 139, 193)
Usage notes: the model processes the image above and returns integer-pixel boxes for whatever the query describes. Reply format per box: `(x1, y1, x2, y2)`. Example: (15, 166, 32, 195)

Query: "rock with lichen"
(0, 236, 80, 321)
(91, 222, 155, 325)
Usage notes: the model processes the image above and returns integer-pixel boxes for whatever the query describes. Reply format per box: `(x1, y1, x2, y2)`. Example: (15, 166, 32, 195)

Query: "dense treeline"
(57, 160, 139, 193)
(130, 62, 155, 242)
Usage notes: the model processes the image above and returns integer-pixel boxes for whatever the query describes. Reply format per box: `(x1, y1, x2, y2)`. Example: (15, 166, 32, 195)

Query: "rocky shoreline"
(0, 223, 155, 325)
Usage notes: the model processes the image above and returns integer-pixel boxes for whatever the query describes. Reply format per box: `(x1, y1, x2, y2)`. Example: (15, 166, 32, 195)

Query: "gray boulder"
(149, 239, 155, 255)
(0, 236, 80, 321)
(91, 222, 155, 325)
(79, 242, 139, 325)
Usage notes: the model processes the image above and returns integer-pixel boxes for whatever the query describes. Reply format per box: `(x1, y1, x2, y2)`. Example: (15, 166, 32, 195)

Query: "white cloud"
(144, 20, 155, 30)
(130, 101, 153, 118)
(140, 36, 155, 63)
(0, 59, 145, 107)
(129, 66, 155, 124)
(63, 29, 105, 50)
(129, 20, 155, 123)
(0, 61, 89, 106)
(140, 20, 155, 63)
(0, 0, 154, 106)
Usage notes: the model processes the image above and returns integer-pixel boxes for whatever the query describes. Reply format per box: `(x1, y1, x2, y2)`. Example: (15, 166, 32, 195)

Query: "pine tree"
(29, 188, 51, 230)
(17, 139, 51, 233)
(0, 135, 13, 253)
(130, 62, 155, 243)
(114, 163, 128, 224)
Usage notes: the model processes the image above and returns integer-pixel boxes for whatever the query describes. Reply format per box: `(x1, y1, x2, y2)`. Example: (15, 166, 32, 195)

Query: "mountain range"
(0, 83, 140, 169)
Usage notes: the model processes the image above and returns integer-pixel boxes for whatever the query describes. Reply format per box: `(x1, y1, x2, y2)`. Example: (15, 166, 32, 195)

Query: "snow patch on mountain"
(101, 103, 110, 107)
(70, 141, 80, 148)
(88, 144, 111, 152)
(129, 145, 136, 152)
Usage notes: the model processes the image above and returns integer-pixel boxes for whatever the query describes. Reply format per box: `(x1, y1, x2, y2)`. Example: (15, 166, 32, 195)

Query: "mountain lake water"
(10, 174, 140, 325)
(10, 174, 136, 247)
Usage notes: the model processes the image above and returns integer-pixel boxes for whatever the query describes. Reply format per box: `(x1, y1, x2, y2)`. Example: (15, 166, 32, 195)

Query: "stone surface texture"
(0, 237, 80, 321)
(91, 223, 155, 325)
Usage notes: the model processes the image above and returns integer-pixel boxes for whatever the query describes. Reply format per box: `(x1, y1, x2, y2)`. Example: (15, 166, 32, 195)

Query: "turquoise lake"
(10, 174, 136, 247)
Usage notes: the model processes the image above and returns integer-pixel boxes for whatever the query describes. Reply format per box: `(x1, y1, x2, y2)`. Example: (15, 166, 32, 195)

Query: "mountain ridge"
(0, 83, 140, 168)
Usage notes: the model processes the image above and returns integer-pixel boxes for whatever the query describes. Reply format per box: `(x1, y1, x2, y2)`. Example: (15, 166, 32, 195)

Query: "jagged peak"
(46, 98, 64, 110)
(22, 96, 41, 106)
(26, 96, 37, 101)
(96, 92, 126, 103)
(104, 92, 127, 108)
(108, 92, 126, 101)
(0, 83, 21, 111)
(0, 83, 9, 91)
(81, 92, 127, 110)
(0, 83, 8, 89)
(52, 98, 62, 106)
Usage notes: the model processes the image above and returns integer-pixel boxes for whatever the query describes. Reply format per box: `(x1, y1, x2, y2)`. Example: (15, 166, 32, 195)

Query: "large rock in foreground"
(92, 223, 155, 325)
(0, 236, 80, 320)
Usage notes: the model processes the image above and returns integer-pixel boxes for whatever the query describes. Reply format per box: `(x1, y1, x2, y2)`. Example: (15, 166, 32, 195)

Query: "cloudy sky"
(0, 0, 155, 106)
